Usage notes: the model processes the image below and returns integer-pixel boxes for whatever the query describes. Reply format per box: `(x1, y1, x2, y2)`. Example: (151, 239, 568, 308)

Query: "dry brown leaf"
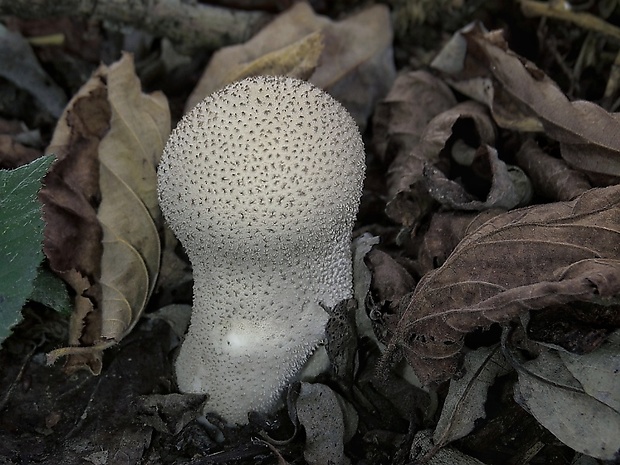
(384, 154, 435, 228)
(98, 53, 169, 224)
(187, 1, 328, 106)
(424, 145, 532, 211)
(371, 70, 457, 165)
(38, 71, 110, 370)
(431, 22, 620, 178)
(385, 101, 497, 226)
(42, 73, 109, 281)
(515, 138, 591, 201)
(221, 31, 324, 86)
(97, 164, 156, 341)
(366, 249, 416, 309)
(415, 210, 503, 276)
(419, 100, 496, 165)
(186, 2, 395, 129)
(388, 185, 620, 385)
(47, 53, 170, 372)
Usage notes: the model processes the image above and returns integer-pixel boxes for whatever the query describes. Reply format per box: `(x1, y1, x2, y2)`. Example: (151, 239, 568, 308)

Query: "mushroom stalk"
(157, 76, 365, 424)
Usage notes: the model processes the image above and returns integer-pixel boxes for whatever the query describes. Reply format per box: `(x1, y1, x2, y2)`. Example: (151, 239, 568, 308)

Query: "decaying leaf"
(42, 74, 109, 282)
(424, 145, 532, 211)
(366, 248, 416, 310)
(46, 53, 170, 371)
(220, 31, 324, 87)
(515, 138, 592, 201)
(296, 382, 358, 465)
(431, 22, 620, 179)
(415, 210, 502, 275)
(385, 100, 499, 227)
(389, 185, 620, 385)
(411, 429, 487, 465)
(371, 70, 457, 164)
(433, 345, 511, 450)
(558, 329, 620, 413)
(513, 347, 620, 461)
(186, 2, 395, 129)
(40, 72, 110, 367)
(418, 100, 496, 165)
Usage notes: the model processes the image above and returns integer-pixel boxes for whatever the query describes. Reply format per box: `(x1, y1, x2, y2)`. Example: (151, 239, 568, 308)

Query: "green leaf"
(0, 154, 55, 342)
(29, 267, 71, 316)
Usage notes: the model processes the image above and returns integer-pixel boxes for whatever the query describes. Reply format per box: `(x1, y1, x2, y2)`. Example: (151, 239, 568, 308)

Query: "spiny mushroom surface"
(157, 75, 365, 424)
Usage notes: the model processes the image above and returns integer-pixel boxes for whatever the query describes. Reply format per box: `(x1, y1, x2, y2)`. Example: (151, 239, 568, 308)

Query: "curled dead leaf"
(415, 209, 503, 276)
(424, 145, 532, 211)
(371, 70, 456, 164)
(418, 100, 496, 165)
(42, 77, 109, 282)
(187, 2, 395, 129)
(46, 53, 170, 372)
(221, 31, 324, 86)
(515, 138, 591, 201)
(432, 22, 620, 179)
(366, 249, 416, 309)
(385, 101, 499, 227)
(388, 185, 620, 385)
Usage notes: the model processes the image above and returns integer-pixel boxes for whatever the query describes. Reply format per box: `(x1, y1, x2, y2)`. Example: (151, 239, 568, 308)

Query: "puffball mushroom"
(157, 75, 365, 424)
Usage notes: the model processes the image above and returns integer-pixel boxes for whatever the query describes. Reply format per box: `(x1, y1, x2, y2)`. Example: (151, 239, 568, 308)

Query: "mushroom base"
(174, 269, 334, 424)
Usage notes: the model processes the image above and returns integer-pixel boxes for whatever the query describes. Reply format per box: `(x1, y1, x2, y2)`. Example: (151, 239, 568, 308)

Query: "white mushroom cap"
(157, 75, 365, 424)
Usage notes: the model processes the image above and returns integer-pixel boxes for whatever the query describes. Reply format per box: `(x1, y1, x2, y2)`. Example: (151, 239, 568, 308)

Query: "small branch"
(0, 0, 273, 53)
(519, 0, 620, 41)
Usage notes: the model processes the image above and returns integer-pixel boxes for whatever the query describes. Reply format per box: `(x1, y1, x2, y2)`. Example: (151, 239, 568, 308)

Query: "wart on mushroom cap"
(157, 75, 365, 424)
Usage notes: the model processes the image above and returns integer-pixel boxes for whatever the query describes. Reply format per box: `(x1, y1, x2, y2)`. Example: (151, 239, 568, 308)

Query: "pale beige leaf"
(296, 382, 353, 465)
(45, 52, 170, 371)
(99, 225, 149, 340)
(411, 430, 487, 465)
(98, 163, 160, 297)
(98, 52, 171, 223)
(434, 345, 511, 448)
(222, 31, 323, 86)
(559, 330, 620, 412)
(186, 2, 330, 108)
(515, 349, 620, 461)
(97, 149, 159, 342)
(187, 3, 394, 129)
(94, 53, 169, 342)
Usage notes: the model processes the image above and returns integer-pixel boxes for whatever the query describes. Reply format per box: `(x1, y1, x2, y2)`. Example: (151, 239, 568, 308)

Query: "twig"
(519, 0, 620, 41)
(0, 0, 272, 53)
